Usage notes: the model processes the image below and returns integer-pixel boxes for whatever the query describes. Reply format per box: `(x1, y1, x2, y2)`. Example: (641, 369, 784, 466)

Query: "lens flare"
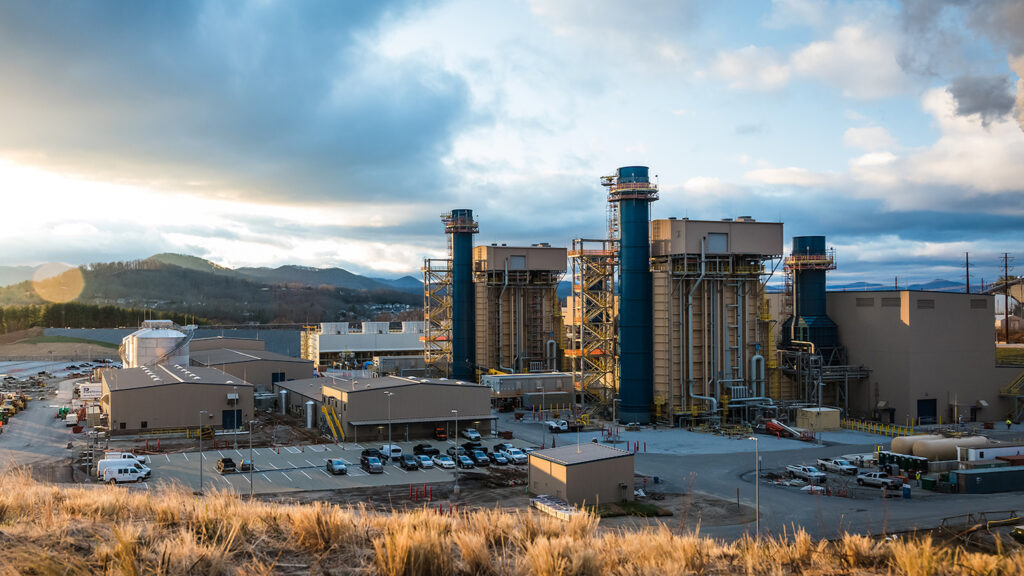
(31, 263, 85, 303)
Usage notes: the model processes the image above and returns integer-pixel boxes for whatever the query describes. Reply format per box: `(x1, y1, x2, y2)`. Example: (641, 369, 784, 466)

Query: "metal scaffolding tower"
(422, 257, 452, 377)
(566, 238, 618, 404)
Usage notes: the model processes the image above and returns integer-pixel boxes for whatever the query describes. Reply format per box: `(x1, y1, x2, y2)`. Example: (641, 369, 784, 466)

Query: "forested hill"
(0, 256, 422, 326)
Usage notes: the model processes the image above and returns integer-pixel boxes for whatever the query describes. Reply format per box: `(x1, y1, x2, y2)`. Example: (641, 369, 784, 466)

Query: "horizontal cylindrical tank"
(912, 436, 990, 461)
(891, 434, 944, 455)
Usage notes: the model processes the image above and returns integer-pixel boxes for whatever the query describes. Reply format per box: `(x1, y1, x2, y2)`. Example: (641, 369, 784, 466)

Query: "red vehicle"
(433, 426, 448, 441)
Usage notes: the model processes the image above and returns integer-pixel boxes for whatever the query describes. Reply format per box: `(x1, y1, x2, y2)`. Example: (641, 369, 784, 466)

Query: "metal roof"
(272, 377, 325, 400)
(103, 365, 252, 391)
(347, 414, 496, 426)
(528, 443, 632, 466)
(322, 375, 486, 393)
(190, 348, 311, 366)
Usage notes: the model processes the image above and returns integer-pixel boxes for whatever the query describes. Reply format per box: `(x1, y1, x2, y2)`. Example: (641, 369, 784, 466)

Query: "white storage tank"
(121, 320, 190, 368)
(891, 434, 944, 455)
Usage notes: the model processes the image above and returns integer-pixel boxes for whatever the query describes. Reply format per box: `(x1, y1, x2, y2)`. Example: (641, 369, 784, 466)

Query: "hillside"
(0, 470, 1019, 575)
(237, 264, 395, 292)
(0, 257, 421, 325)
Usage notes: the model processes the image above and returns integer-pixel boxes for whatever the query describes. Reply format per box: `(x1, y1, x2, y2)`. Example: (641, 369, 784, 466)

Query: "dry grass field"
(0, 469, 1022, 575)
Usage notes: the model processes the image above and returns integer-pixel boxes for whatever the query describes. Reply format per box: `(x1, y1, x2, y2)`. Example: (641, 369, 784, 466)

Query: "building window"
(272, 372, 286, 383)
(881, 298, 900, 307)
(917, 299, 935, 309)
(856, 297, 874, 307)
(119, 422, 126, 430)
(971, 299, 988, 310)
(140, 421, 147, 429)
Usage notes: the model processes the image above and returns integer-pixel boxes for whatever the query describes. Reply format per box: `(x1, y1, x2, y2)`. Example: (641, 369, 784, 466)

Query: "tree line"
(0, 303, 203, 334)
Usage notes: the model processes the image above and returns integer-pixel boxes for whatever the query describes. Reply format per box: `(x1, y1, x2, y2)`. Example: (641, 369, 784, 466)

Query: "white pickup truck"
(545, 419, 582, 432)
(817, 457, 858, 475)
(787, 464, 827, 483)
(856, 471, 903, 489)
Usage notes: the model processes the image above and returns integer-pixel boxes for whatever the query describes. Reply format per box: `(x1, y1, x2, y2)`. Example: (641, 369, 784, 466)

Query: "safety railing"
(841, 418, 914, 437)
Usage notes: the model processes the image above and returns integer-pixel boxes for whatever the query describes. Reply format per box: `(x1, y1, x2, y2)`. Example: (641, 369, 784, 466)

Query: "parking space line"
(240, 474, 251, 484)
(281, 472, 293, 482)
(253, 449, 261, 456)
(235, 450, 243, 457)
(165, 454, 171, 462)
(220, 476, 231, 485)
(218, 450, 225, 458)
(261, 474, 272, 483)
(300, 471, 312, 480)
(183, 453, 189, 461)
(287, 461, 298, 468)
(305, 459, 316, 467)
(287, 446, 301, 454)
(319, 469, 331, 477)
(268, 462, 278, 469)
(202, 453, 207, 460)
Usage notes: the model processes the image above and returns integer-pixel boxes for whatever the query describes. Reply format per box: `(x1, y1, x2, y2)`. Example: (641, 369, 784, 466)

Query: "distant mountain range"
(0, 253, 423, 295)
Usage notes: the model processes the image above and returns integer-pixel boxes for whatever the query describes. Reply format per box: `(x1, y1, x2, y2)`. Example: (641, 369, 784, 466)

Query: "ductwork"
(686, 238, 716, 413)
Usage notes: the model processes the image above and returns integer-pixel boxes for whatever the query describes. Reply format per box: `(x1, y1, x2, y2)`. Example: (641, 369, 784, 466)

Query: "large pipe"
(498, 258, 513, 372)
(737, 280, 744, 384)
(686, 238, 716, 413)
(546, 339, 557, 371)
(750, 354, 766, 398)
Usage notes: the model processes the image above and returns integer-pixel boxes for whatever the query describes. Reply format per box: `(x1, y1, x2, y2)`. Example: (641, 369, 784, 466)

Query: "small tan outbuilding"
(528, 443, 634, 506)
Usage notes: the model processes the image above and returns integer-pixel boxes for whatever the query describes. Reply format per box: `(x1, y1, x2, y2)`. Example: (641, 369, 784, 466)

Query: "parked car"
(380, 444, 403, 461)
(787, 464, 827, 483)
(326, 458, 347, 475)
(413, 444, 440, 456)
(239, 459, 253, 472)
(461, 441, 483, 452)
(433, 455, 456, 469)
(470, 450, 490, 467)
(457, 455, 475, 469)
(102, 465, 146, 484)
(499, 447, 528, 464)
(104, 451, 150, 465)
(817, 457, 858, 475)
(461, 428, 482, 441)
(399, 454, 420, 471)
(856, 471, 903, 488)
(433, 427, 448, 441)
(216, 458, 237, 474)
(361, 448, 385, 462)
(417, 455, 434, 469)
(446, 446, 467, 458)
(361, 456, 384, 474)
(96, 459, 150, 479)
(488, 451, 509, 465)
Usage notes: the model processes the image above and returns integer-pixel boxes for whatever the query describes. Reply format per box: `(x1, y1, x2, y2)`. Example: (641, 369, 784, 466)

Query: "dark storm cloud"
(947, 75, 1016, 125)
(0, 0, 475, 203)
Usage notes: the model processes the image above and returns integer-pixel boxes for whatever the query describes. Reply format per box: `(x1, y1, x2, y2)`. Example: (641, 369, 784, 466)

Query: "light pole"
(748, 436, 760, 538)
(451, 408, 460, 497)
(197, 410, 208, 495)
(385, 391, 394, 453)
(233, 386, 239, 451)
(248, 419, 257, 499)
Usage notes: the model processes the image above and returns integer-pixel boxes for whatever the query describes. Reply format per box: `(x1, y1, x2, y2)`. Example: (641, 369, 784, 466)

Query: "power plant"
(423, 166, 1020, 428)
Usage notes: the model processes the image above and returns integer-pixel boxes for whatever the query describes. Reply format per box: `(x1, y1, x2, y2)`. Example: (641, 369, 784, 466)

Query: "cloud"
(763, 0, 828, 30)
(947, 75, 1016, 125)
(843, 126, 897, 151)
(745, 167, 833, 187)
(0, 1, 475, 205)
(710, 46, 791, 91)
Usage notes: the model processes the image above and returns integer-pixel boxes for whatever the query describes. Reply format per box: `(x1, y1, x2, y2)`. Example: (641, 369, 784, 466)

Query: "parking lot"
(146, 437, 527, 494)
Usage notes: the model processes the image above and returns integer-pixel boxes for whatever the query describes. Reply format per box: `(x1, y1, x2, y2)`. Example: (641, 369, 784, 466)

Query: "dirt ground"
(0, 330, 116, 361)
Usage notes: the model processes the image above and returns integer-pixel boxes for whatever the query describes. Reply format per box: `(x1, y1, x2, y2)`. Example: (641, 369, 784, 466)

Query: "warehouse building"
(321, 376, 492, 442)
(528, 443, 634, 506)
(100, 365, 254, 433)
(190, 347, 314, 392)
(828, 290, 1021, 424)
(271, 376, 329, 428)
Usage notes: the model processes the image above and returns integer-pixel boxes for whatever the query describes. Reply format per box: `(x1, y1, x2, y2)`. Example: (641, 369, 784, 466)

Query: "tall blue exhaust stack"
(781, 235, 839, 354)
(445, 209, 478, 380)
(608, 166, 658, 424)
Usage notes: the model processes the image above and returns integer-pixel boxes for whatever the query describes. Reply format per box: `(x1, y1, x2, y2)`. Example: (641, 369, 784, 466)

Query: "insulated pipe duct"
(546, 339, 557, 371)
(279, 390, 287, 415)
(750, 354, 766, 398)
(737, 280, 744, 384)
(686, 238, 716, 413)
(305, 401, 314, 429)
(498, 258, 513, 372)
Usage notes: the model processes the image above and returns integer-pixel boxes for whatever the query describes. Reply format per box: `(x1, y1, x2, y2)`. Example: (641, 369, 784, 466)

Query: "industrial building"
(474, 244, 566, 374)
(321, 375, 492, 442)
(528, 443, 634, 506)
(481, 372, 574, 409)
(271, 376, 327, 429)
(119, 320, 192, 368)
(190, 346, 314, 392)
(828, 290, 1020, 423)
(300, 322, 424, 371)
(100, 364, 254, 432)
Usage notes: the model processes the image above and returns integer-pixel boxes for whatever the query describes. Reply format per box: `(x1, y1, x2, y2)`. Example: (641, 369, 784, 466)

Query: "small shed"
(797, 407, 840, 431)
(528, 443, 634, 507)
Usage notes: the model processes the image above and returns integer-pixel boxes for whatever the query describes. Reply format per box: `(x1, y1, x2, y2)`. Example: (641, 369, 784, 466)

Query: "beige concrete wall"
(829, 291, 1018, 423)
(103, 382, 254, 432)
(190, 338, 266, 352)
(529, 456, 569, 501)
(198, 359, 314, 393)
(528, 455, 634, 506)
(473, 245, 567, 272)
(651, 219, 783, 257)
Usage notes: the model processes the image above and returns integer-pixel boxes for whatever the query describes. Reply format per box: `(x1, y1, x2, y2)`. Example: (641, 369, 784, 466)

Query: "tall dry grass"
(1, 468, 1022, 575)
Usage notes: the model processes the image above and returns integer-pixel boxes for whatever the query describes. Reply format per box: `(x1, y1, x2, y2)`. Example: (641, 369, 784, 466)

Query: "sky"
(1, 0, 1023, 285)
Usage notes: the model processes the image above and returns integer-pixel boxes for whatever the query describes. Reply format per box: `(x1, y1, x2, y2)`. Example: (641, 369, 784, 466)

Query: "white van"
(104, 451, 150, 465)
(96, 459, 151, 479)
(379, 444, 403, 461)
(102, 465, 146, 484)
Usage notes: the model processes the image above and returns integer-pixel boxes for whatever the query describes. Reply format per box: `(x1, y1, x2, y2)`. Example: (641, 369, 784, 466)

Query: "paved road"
(0, 379, 75, 469)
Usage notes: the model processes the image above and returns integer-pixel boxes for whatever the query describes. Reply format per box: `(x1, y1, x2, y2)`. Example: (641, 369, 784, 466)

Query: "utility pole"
(1003, 253, 1013, 343)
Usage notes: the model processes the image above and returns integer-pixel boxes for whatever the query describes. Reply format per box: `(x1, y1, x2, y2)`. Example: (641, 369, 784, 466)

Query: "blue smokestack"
(781, 235, 838, 352)
(446, 209, 478, 380)
(608, 166, 658, 423)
